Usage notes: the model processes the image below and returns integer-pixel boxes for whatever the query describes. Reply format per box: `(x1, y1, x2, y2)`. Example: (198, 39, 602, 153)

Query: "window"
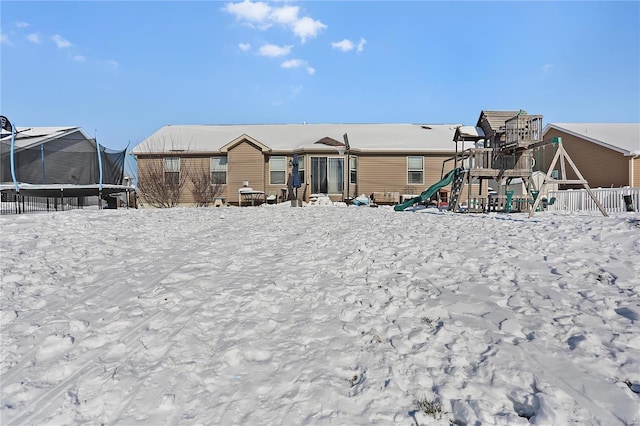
(270, 156, 286, 185)
(349, 156, 357, 184)
(297, 155, 305, 184)
(210, 156, 227, 184)
(311, 157, 343, 194)
(164, 157, 180, 186)
(407, 156, 423, 184)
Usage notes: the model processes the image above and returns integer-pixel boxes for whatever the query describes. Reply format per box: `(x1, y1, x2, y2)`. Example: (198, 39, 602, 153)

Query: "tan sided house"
(542, 123, 640, 188)
(133, 123, 492, 207)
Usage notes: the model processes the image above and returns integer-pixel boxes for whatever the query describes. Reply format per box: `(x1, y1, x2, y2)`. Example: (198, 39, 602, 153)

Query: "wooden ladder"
(447, 171, 466, 212)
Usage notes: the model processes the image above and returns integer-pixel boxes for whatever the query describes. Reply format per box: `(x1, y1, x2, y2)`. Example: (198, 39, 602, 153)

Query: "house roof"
(454, 126, 485, 142)
(543, 123, 640, 156)
(0, 127, 90, 151)
(476, 110, 523, 134)
(133, 123, 463, 154)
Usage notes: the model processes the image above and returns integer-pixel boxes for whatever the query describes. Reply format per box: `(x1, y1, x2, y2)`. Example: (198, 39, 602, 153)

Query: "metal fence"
(0, 193, 98, 215)
(547, 187, 639, 213)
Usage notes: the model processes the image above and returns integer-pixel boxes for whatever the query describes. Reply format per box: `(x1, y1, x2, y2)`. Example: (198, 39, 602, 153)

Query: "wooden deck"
(467, 168, 532, 179)
(450, 148, 534, 180)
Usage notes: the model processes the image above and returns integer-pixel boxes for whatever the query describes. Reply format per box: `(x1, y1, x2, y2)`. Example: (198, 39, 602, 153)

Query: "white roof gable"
(133, 123, 462, 154)
(544, 123, 640, 155)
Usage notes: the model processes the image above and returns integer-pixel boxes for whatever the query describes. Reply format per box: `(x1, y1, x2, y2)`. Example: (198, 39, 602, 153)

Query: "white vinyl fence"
(547, 187, 639, 213)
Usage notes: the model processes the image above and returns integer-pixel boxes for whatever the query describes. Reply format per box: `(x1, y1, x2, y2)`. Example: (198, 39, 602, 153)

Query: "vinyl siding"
(357, 154, 456, 196)
(543, 130, 629, 187)
(136, 157, 159, 206)
(227, 141, 264, 204)
(633, 157, 640, 187)
(178, 157, 199, 205)
(263, 155, 292, 200)
(182, 156, 228, 205)
(358, 155, 407, 195)
(136, 156, 182, 206)
(137, 155, 228, 206)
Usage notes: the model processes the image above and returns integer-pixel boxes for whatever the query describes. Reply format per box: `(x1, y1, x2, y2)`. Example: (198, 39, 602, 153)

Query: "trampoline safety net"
(1, 128, 126, 186)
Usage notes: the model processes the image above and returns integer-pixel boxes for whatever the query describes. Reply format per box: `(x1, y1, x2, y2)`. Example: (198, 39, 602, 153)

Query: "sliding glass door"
(327, 158, 343, 194)
(311, 157, 326, 193)
(311, 157, 343, 194)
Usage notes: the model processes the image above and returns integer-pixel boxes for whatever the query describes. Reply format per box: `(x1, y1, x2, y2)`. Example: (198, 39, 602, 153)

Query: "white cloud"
(542, 63, 554, 74)
(26, 33, 41, 44)
(281, 59, 315, 75)
(73, 55, 86, 62)
(281, 59, 304, 68)
(270, 5, 299, 25)
(51, 34, 72, 48)
(107, 60, 120, 70)
(357, 37, 366, 52)
(292, 16, 326, 43)
(0, 33, 11, 45)
(238, 43, 251, 52)
(332, 37, 366, 53)
(223, 1, 326, 43)
(259, 43, 292, 57)
(331, 39, 354, 52)
(16, 21, 29, 28)
(224, 0, 271, 26)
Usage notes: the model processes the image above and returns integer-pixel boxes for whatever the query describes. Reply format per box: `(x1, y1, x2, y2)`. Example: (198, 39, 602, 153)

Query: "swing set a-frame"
(528, 137, 608, 217)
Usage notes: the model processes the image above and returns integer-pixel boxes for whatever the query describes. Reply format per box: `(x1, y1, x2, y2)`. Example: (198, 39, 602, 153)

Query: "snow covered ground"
(1, 204, 639, 425)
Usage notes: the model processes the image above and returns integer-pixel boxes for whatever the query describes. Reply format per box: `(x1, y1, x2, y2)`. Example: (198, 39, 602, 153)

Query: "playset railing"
(503, 114, 544, 149)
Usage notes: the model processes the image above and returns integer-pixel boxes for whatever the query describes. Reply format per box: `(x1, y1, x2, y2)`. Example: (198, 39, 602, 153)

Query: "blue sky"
(1, 1, 639, 151)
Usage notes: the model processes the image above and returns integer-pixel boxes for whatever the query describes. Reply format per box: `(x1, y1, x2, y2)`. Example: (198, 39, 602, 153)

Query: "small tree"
(136, 137, 189, 208)
(190, 160, 224, 207)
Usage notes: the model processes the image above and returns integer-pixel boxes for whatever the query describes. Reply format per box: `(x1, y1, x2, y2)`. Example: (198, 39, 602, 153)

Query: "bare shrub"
(136, 137, 189, 208)
(189, 160, 224, 207)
